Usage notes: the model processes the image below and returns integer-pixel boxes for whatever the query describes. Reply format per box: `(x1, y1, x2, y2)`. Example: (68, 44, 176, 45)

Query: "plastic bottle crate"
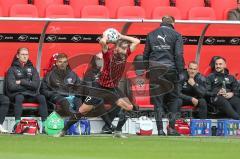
(217, 119, 240, 136)
(190, 119, 212, 136)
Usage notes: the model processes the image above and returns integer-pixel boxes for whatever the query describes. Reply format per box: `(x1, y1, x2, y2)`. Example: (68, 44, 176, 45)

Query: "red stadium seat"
(180, 105, 197, 118)
(45, 4, 74, 18)
(126, 71, 154, 110)
(188, 7, 216, 20)
(105, 0, 134, 18)
(175, 0, 205, 19)
(10, 4, 38, 17)
(210, 0, 237, 20)
(22, 103, 39, 109)
(117, 6, 146, 19)
(34, 0, 63, 17)
(0, 0, 27, 17)
(69, 0, 99, 18)
(81, 5, 109, 18)
(140, 0, 170, 19)
(152, 6, 181, 20)
(0, 6, 3, 16)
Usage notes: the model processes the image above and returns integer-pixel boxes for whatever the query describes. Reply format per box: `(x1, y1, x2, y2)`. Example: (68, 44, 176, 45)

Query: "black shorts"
(84, 82, 126, 106)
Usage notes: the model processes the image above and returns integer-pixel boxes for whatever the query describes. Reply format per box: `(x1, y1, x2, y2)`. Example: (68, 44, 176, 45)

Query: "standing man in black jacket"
(179, 61, 207, 119)
(143, 16, 185, 136)
(41, 53, 83, 117)
(5, 47, 48, 127)
(206, 57, 240, 119)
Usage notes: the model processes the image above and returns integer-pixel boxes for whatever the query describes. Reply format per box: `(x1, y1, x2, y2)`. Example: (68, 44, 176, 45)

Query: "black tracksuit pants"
(180, 98, 208, 119)
(211, 95, 240, 120)
(149, 68, 180, 133)
(14, 94, 48, 121)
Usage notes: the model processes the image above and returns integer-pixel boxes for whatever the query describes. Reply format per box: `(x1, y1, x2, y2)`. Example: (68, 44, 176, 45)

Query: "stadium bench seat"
(175, 0, 205, 19)
(116, 6, 146, 19)
(0, 6, 3, 16)
(45, 4, 74, 18)
(81, 5, 110, 18)
(152, 6, 181, 20)
(188, 7, 216, 20)
(125, 55, 154, 110)
(105, 0, 134, 18)
(69, 0, 99, 18)
(210, 0, 237, 20)
(34, 0, 63, 17)
(140, 0, 170, 19)
(10, 4, 38, 17)
(126, 71, 154, 110)
(0, 0, 27, 17)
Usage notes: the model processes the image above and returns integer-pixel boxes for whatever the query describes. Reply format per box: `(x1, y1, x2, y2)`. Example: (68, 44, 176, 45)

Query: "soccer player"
(55, 30, 140, 137)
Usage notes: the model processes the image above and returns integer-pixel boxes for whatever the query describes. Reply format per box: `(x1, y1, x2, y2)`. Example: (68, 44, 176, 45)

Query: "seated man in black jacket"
(6, 47, 48, 127)
(206, 57, 240, 119)
(227, 0, 240, 21)
(41, 53, 83, 116)
(179, 61, 207, 119)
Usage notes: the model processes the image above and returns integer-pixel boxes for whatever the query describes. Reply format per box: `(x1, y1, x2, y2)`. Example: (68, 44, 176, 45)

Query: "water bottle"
(222, 81, 227, 94)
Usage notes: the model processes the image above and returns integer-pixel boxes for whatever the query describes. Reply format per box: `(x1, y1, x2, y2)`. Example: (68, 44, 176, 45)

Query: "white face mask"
(95, 59, 103, 68)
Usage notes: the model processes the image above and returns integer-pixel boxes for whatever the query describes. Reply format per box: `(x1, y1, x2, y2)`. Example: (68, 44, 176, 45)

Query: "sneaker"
(53, 130, 66, 137)
(101, 125, 113, 134)
(167, 128, 180, 136)
(101, 124, 116, 134)
(113, 131, 128, 138)
(0, 125, 8, 134)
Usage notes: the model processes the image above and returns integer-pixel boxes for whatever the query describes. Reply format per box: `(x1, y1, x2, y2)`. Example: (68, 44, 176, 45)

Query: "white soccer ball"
(103, 28, 119, 43)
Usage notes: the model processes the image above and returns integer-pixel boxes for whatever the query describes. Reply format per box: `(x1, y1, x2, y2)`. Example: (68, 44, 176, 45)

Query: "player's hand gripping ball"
(103, 28, 120, 43)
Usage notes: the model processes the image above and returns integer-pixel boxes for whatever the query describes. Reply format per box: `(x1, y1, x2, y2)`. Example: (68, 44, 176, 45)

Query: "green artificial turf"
(0, 135, 240, 159)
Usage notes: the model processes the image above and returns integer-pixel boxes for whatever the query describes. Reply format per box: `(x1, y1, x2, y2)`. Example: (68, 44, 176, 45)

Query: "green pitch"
(0, 135, 240, 159)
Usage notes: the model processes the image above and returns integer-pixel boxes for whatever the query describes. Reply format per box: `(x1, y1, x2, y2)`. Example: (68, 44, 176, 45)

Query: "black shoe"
(158, 130, 166, 136)
(167, 128, 180, 136)
(53, 130, 66, 137)
(41, 127, 46, 134)
(101, 125, 114, 134)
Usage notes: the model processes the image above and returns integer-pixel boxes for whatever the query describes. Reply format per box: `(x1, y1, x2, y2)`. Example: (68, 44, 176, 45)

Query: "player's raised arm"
(118, 34, 140, 52)
(99, 34, 109, 53)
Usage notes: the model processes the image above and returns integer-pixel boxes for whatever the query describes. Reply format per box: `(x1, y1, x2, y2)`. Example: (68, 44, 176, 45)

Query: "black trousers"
(14, 94, 48, 121)
(50, 95, 82, 117)
(101, 105, 121, 129)
(149, 68, 180, 132)
(180, 98, 208, 119)
(212, 95, 240, 120)
(0, 95, 10, 124)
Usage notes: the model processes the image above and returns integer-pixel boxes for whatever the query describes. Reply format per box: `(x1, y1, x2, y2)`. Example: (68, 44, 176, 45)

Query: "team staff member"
(179, 61, 207, 119)
(206, 57, 240, 119)
(6, 47, 48, 128)
(143, 16, 185, 136)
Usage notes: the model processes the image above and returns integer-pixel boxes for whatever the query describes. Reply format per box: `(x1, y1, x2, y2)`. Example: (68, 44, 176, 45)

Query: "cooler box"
(190, 119, 212, 136)
(217, 119, 240, 136)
